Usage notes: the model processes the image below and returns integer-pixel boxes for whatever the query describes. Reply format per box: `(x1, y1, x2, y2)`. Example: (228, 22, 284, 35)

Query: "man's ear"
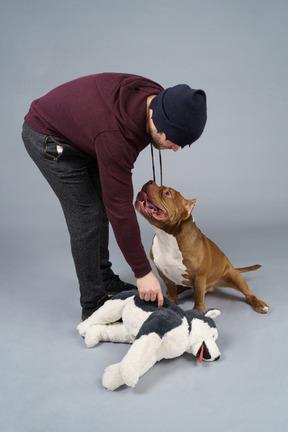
(185, 198, 196, 215)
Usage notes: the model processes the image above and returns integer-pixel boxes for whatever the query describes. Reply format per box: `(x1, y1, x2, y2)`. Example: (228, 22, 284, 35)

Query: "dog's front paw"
(102, 363, 124, 391)
(84, 327, 101, 348)
(167, 294, 178, 304)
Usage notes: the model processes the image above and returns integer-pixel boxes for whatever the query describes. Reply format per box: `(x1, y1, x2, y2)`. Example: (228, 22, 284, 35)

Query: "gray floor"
(1, 219, 287, 432)
(1, 1, 288, 431)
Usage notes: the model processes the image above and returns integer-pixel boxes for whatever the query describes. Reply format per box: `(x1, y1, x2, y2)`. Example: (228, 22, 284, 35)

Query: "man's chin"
(150, 138, 162, 150)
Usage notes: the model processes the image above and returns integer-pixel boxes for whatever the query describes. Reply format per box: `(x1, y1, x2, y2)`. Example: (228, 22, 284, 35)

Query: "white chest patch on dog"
(152, 227, 189, 286)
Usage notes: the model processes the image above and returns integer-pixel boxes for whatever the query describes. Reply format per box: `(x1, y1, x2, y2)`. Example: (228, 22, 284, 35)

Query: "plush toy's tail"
(236, 264, 261, 273)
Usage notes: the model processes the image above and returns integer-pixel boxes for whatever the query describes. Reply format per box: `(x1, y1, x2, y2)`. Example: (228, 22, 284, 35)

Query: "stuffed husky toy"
(77, 290, 221, 391)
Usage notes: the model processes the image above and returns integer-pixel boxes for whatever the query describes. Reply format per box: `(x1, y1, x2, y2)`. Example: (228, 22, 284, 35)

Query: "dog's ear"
(185, 198, 196, 215)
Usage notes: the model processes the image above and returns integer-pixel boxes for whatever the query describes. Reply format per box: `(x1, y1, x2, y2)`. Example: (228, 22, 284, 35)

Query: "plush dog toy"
(77, 289, 221, 391)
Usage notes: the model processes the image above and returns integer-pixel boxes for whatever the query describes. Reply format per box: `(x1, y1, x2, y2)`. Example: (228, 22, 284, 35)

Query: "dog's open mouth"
(135, 191, 167, 221)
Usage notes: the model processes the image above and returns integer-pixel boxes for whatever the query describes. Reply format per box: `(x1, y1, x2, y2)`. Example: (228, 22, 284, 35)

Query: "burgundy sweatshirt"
(25, 73, 163, 278)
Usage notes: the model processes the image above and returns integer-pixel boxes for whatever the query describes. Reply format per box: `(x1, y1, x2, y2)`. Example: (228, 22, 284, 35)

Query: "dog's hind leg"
(217, 265, 269, 314)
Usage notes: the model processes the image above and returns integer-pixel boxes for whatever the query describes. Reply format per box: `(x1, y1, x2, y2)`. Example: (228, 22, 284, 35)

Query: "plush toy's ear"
(205, 309, 221, 319)
(185, 198, 196, 215)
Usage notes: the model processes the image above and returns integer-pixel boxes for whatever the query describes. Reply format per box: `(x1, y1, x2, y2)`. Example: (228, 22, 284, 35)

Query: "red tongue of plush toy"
(198, 343, 204, 363)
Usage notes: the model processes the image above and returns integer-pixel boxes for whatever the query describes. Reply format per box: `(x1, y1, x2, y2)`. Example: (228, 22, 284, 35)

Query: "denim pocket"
(44, 136, 64, 161)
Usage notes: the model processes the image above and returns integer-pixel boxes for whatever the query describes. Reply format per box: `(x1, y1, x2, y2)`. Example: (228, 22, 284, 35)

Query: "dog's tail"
(236, 264, 261, 273)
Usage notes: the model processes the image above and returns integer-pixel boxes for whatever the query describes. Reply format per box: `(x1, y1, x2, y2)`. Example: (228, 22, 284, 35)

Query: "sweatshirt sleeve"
(94, 131, 152, 279)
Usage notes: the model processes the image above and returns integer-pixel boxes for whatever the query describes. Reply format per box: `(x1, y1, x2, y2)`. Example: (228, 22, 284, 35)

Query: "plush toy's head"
(185, 308, 221, 362)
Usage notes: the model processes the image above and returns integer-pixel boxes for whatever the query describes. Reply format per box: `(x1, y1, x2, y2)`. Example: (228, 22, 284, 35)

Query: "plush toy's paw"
(84, 327, 101, 348)
(77, 315, 97, 337)
(77, 319, 90, 337)
(120, 363, 139, 388)
(102, 363, 124, 391)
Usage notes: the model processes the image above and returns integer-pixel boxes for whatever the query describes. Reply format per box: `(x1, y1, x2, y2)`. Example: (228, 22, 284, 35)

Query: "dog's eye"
(164, 190, 171, 197)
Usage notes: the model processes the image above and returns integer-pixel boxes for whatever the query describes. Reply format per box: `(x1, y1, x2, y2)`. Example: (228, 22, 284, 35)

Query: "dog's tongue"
(147, 201, 158, 211)
(137, 191, 147, 206)
(137, 191, 158, 211)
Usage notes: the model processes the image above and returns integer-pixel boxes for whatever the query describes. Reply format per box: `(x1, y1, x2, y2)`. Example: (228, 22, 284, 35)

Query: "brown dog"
(135, 181, 269, 314)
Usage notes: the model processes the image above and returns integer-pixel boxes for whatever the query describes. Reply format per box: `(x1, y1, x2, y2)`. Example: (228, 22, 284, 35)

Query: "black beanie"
(150, 84, 207, 148)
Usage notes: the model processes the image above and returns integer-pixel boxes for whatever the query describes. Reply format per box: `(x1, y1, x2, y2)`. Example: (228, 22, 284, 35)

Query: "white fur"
(77, 296, 153, 346)
(121, 299, 152, 339)
(152, 227, 189, 286)
(84, 323, 134, 348)
(102, 324, 190, 391)
(77, 297, 132, 337)
(156, 319, 189, 360)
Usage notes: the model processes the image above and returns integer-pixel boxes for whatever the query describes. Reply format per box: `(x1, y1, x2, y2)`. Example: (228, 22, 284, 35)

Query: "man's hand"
(137, 271, 164, 307)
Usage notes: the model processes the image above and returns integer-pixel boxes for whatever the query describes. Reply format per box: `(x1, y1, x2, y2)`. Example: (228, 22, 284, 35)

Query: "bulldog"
(135, 181, 269, 314)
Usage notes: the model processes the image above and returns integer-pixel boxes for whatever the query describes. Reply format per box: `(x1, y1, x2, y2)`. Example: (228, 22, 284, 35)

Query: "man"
(22, 73, 207, 320)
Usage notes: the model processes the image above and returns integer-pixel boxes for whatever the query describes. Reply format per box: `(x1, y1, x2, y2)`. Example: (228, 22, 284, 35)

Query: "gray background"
(1, 0, 287, 431)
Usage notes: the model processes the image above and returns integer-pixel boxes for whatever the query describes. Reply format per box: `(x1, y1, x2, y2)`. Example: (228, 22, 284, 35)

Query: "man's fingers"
(136, 272, 163, 306)
(139, 290, 163, 307)
(157, 292, 164, 307)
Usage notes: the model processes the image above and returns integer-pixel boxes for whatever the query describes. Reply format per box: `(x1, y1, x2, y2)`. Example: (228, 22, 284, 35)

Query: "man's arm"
(95, 132, 163, 306)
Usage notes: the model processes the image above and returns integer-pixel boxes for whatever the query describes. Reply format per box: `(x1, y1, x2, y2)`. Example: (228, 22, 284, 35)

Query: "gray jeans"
(22, 122, 114, 315)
